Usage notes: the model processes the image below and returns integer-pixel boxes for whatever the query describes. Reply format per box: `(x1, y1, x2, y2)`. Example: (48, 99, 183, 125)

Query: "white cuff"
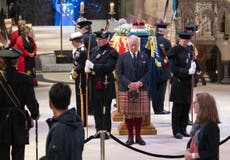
(191, 153, 196, 159)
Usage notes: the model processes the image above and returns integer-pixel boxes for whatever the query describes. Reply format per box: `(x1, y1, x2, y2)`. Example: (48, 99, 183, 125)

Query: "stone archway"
(205, 46, 222, 82)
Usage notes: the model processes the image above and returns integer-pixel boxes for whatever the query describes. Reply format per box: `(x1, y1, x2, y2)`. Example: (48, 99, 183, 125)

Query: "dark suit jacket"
(167, 45, 192, 104)
(156, 34, 171, 82)
(0, 67, 39, 145)
(89, 44, 118, 103)
(117, 51, 150, 91)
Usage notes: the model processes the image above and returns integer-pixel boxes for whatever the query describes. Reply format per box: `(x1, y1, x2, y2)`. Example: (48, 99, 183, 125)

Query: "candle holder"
(77, 11, 87, 22)
(108, 11, 117, 23)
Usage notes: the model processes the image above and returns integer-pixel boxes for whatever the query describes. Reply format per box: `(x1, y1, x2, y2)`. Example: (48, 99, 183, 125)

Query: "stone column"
(221, 61, 230, 84)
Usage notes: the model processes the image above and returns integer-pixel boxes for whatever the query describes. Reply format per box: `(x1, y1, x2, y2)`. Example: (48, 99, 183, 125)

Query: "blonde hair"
(18, 19, 26, 26)
(22, 25, 31, 32)
(196, 92, 220, 126)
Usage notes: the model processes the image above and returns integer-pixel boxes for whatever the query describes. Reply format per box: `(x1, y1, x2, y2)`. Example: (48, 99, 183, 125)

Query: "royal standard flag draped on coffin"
(145, 36, 162, 103)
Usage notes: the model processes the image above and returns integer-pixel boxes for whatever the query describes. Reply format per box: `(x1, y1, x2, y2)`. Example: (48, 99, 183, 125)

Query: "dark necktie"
(133, 53, 137, 68)
(133, 53, 138, 80)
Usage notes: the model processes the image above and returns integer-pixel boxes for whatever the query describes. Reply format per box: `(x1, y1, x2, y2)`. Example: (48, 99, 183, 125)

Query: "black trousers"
(93, 90, 112, 133)
(153, 80, 168, 113)
(88, 78, 94, 115)
(0, 144, 25, 160)
(94, 101, 112, 132)
(171, 102, 190, 135)
(75, 79, 86, 126)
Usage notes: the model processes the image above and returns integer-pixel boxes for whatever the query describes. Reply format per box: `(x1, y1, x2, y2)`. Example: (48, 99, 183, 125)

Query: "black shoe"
(188, 120, 193, 125)
(182, 132, 190, 137)
(155, 110, 170, 114)
(136, 137, 146, 145)
(174, 133, 183, 139)
(126, 137, 134, 146)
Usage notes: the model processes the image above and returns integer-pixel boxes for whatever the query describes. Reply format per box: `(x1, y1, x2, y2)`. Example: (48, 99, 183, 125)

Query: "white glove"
(84, 66, 91, 73)
(189, 61, 196, 75)
(191, 61, 196, 69)
(86, 60, 94, 69)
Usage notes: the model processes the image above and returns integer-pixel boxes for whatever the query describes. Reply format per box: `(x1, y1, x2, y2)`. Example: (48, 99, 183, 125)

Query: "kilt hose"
(119, 90, 150, 117)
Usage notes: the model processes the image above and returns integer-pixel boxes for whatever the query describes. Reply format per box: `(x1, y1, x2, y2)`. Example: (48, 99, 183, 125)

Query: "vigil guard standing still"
(84, 29, 118, 138)
(70, 32, 87, 127)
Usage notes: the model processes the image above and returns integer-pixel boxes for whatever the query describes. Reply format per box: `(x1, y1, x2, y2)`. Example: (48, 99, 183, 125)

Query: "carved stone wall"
(176, 0, 230, 39)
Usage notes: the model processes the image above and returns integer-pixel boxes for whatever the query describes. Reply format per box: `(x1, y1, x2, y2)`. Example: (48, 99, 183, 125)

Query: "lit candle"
(80, 1, 84, 12)
(110, 2, 114, 13)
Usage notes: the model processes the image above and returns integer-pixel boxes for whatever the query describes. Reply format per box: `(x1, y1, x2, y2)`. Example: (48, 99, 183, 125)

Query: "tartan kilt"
(119, 90, 150, 117)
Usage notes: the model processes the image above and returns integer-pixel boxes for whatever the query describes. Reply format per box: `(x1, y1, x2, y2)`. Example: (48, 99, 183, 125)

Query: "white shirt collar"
(129, 50, 138, 58)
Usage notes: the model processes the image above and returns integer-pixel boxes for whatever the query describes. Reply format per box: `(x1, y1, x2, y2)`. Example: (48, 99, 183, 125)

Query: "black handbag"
(128, 90, 140, 102)
(0, 71, 32, 130)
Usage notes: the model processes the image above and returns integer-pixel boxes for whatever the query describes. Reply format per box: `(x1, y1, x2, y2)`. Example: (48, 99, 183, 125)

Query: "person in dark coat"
(153, 22, 172, 114)
(84, 29, 118, 137)
(185, 92, 220, 160)
(167, 30, 196, 139)
(77, 20, 96, 115)
(0, 48, 39, 160)
(77, 20, 96, 51)
(185, 24, 204, 86)
(117, 35, 150, 145)
(69, 32, 87, 127)
(40, 83, 84, 160)
(184, 24, 203, 126)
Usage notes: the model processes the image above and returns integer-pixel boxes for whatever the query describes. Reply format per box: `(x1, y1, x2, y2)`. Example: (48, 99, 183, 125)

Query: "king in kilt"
(117, 35, 150, 145)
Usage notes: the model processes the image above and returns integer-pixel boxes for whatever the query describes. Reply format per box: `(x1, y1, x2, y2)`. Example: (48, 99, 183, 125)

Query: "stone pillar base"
(112, 110, 123, 121)
(221, 61, 230, 84)
(118, 122, 157, 135)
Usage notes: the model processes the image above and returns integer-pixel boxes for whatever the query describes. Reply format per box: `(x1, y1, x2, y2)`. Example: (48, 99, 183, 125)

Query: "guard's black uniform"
(167, 44, 192, 137)
(83, 31, 96, 51)
(153, 33, 171, 113)
(76, 20, 97, 51)
(88, 43, 118, 133)
(83, 32, 96, 115)
(72, 45, 87, 126)
(0, 66, 39, 160)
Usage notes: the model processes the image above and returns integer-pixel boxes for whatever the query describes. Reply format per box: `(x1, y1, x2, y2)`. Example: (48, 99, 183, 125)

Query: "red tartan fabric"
(119, 90, 150, 117)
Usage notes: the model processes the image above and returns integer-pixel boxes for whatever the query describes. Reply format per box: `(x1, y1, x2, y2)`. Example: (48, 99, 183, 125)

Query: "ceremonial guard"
(85, 29, 118, 137)
(117, 35, 150, 145)
(185, 25, 204, 86)
(184, 25, 202, 126)
(0, 48, 39, 160)
(69, 32, 87, 127)
(77, 20, 96, 115)
(167, 30, 196, 139)
(153, 22, 171, 114)
(77, 20, 96, 51)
